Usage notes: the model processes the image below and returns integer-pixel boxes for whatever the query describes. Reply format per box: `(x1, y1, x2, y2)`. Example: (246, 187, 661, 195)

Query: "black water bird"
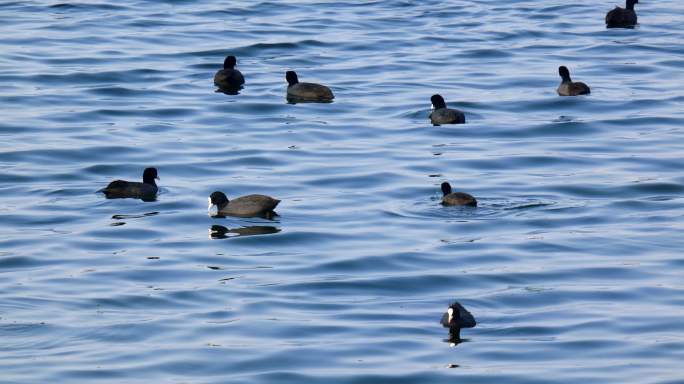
(441, 182, 477, 207)
(214, 55, 245, 90)
(429, 94, 465, 125)
(557, 66, 590, 96)
(208, 191, 280, 218)
(606, 0, 638, 28)
(285, 71, 334, 102)
(100, 167, 159, 200)
(440, 301, 477, 341)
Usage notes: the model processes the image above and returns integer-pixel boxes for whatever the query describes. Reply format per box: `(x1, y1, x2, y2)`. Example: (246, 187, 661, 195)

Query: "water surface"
(1, 1, 684, 383)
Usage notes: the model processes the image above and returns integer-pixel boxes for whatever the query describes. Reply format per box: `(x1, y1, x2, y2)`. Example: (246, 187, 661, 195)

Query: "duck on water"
(100, 167, 159, 201)
(440, 301, 477, 342)
(557, 66, 590, 96)
(208, 191, 280, 218)
(606, 0, 639, 28)
(285, 71, 334, 102)
(214, 55, 245, 92)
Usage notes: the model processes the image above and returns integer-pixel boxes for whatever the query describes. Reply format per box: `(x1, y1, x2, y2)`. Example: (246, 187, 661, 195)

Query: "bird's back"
(214, 69, 245, 88)
(558, 81, 590, 96)
(288, 82, 334, 100)
(442, 192, 477, 206)
(430, 107, 465, 125)
(572, 82, 591, 95)
(221, 194, 280, 216)
(606, 7, 637, 27)
(101, 180, 157, 199)
(440, 302, 477, 329)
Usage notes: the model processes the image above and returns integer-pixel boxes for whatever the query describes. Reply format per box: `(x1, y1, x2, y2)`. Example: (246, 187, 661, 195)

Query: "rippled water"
(2, 1, 684, 383)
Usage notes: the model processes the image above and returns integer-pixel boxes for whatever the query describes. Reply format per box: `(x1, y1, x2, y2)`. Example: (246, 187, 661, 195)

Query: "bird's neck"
(449, 327, 461, 341)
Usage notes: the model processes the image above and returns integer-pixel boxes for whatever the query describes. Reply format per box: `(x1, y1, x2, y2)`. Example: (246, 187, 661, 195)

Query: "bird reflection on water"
(209, 225, 281, 239)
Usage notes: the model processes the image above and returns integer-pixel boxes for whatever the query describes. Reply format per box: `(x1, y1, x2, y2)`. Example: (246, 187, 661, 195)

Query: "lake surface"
(1, 1, 684, 383)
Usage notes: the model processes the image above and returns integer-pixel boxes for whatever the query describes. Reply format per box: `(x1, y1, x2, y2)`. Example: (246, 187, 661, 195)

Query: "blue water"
(1, 1, 684, 383)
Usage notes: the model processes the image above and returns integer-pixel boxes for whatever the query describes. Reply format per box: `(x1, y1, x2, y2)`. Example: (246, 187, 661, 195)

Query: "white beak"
(208, 198, 218, 216)
(447, 308, 454, 323)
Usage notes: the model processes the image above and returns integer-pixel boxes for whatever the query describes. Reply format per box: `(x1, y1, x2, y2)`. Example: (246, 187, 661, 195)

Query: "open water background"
(1, 1, 684, 383)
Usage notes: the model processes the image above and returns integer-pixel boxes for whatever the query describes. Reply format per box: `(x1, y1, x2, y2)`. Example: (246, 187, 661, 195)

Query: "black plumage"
(557, 66, 590, 96)
(606, 0, 638, 28)
(441, 182, 477, 207)
(214, 55, 245, 90)
(100, 167, 159, 201)
(440, 301, 477, 341)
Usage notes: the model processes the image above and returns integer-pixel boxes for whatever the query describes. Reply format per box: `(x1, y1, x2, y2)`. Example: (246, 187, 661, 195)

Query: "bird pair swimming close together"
(214, 56, 334, 102)
(100, 168, 281, 217)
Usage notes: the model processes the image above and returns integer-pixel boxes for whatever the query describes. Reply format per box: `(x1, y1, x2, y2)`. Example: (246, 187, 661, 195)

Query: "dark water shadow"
(286, 96, 334, 105)
(98, 191, 158, 202)
(111, 212, 159, 220)
(209, 225, 281, 239)
(443, 334, 472, 346)
(110, 212, 159, 226)
(210, 211, 279, 220)
(215, 85, 243, 95)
